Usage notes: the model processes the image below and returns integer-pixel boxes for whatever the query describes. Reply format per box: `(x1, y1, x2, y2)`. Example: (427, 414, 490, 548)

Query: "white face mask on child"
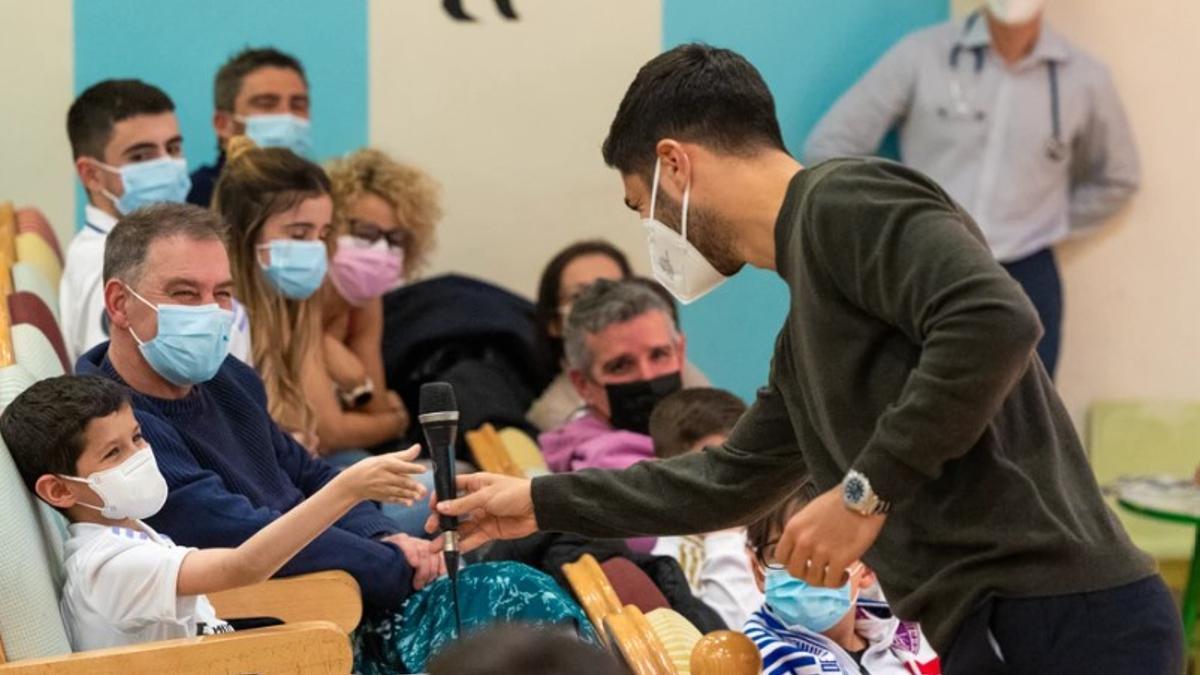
(60, 447, 169, 520)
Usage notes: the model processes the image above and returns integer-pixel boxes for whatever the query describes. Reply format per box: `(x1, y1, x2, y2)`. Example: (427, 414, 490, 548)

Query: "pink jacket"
(539, 413, 658, 552)
(539, 412, 656, 473)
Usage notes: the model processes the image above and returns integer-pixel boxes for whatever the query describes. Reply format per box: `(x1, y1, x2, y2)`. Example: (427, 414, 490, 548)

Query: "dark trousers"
(943, 576, 1185, 675)
(1001, 248, 1063, 378)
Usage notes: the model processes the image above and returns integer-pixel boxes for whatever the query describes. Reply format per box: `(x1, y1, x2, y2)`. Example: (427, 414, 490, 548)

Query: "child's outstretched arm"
(175, 445, 426, 596)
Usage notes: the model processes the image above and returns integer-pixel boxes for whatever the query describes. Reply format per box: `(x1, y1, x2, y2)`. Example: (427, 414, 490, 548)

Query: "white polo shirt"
(59, 204, 252, 367)
(61, 521, 231, 652)
(60, 205, 115, 363)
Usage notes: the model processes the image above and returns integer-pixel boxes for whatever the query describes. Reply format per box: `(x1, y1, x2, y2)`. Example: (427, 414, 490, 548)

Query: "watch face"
(844, 476, 866, 505)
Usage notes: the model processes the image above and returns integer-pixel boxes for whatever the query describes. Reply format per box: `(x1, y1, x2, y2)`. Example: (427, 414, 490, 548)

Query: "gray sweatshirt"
(532, 158, 1153, 653)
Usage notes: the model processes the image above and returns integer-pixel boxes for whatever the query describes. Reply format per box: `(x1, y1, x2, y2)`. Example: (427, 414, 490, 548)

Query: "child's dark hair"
(0, 375, 130, 492)
(745, 479, 819, 563)
(649, 387, 747, 459)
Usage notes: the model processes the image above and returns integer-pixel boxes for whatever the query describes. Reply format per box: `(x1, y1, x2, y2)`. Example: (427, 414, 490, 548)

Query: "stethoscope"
(938, 11, 1067, 162)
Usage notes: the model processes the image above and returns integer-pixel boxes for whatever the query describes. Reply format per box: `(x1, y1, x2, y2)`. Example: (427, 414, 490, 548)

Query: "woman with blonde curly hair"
(313, 148, 442, 456)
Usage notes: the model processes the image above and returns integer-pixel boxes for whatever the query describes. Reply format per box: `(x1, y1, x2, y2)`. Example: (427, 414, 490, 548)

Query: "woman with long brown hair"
(213, 136, 333, 451)
(213, 138, 426, 539)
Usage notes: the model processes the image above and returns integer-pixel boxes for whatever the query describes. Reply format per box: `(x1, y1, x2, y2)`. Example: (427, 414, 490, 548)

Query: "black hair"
(0, 375, 131, 493)
(649, 387, 747, 459)
(602, 43, 787, 179)
(66, 79, 175, 160)
(214, 46, 307, 112)
(534, 240, 633, 365)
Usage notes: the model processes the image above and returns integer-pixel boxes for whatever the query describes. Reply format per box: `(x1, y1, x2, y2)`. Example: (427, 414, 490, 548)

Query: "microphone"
(418, 381, 462, 634)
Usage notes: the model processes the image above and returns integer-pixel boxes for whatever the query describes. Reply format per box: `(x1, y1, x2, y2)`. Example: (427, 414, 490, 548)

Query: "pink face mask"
(330, 235, 404, 306)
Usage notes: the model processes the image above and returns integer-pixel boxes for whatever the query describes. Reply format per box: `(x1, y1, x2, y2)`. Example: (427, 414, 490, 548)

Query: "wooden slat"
(465, 423, 523, 477)
(207, 570, 362, 634)
(562, 553, 623, 644)
(0, 621, 349, 675)
(604, 605, 678, 675)
(0, 203, 16, 268)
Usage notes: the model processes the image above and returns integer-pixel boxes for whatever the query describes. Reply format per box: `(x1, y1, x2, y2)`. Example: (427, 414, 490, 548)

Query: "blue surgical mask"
(239, 114, 312, 157)
(126, 286, 234, 386)
(97, 157, 192, 215)
(764, 567, 856, 633)
(258, 239, 328, 300)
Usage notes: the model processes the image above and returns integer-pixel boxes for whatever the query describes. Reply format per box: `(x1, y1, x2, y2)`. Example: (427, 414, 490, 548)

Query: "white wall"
(368, 0, 660, 297)
(953, 0, 1200, 423)
(0, 0, 74, 246)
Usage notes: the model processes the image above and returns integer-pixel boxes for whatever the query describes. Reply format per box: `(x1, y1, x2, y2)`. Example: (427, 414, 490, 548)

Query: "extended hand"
(339, 444, 427, 505)
(425, 473, 537, 552)
(775, 486, 886, 587)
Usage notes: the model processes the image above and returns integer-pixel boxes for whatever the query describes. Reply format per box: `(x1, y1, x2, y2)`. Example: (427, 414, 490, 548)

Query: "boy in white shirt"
(743, 482, 941, 675)
(0, 374, 425, 651)
(64, 80, 254, 363)
(647, 387, 763, 628)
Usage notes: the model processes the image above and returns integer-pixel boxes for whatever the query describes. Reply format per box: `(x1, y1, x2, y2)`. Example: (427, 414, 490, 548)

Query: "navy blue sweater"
(77, 343, 414, 614)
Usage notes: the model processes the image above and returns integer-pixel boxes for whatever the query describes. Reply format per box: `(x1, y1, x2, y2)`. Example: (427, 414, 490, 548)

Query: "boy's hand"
(337, 445, 427, 505)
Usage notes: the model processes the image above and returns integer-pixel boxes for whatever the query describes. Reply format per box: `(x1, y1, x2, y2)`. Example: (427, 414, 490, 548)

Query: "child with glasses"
(744, 482, 941, 675)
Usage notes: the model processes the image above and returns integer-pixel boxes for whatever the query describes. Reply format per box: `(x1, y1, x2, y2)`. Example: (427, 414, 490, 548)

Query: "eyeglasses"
(346, 219, 411, 250)
(753, 539, 787, 571)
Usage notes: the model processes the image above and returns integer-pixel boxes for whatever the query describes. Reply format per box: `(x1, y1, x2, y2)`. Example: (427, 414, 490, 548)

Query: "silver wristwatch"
(842, 469, 891, 516)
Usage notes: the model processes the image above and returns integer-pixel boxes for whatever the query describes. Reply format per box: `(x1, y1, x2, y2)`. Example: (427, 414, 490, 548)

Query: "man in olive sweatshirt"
(432, 44, 1182, 673)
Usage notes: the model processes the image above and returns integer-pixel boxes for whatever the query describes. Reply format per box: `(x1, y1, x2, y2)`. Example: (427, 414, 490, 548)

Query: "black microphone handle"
(435, 445, 458, 533)
(423, 422, 459, 532)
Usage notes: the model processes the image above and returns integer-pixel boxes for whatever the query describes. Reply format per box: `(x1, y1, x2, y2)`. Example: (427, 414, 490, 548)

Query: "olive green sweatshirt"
(532, 158, 1154, 653)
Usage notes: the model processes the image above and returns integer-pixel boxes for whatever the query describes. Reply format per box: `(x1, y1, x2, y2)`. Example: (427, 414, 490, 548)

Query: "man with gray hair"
(74, 202, 447, 617)
(541, 278, 687, 477)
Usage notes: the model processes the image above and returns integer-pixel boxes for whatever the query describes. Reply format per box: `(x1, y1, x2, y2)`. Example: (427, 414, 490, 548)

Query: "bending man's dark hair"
(602, 43, 788, 179)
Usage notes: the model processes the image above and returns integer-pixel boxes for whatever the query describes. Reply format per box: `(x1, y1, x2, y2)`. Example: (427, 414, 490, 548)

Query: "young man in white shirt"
(63, 80, 192, 363)
(0, 374, 426, 651)
(63, 81, 251, 365)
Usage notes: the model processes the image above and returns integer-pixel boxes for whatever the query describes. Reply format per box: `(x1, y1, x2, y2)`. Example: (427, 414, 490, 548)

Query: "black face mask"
(604, 371, 683, 435)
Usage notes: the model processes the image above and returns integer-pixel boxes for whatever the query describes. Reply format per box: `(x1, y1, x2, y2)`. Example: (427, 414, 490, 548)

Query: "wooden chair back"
(562, 553, 623, 644)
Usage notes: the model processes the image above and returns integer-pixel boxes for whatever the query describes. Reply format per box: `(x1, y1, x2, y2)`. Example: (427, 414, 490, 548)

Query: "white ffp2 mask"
(61, 447, 168, 520)
(642, 157, 729, 304)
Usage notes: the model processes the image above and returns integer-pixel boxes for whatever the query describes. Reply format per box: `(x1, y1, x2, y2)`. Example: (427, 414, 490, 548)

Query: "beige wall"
(952, 0, 1200, 423)
(368, 0, 660, 297)
(0, 0, 74, 246)
(1048, 0, 1200, 422)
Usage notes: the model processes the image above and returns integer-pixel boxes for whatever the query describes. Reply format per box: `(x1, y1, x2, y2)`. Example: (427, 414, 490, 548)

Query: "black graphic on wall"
(443, 0, 519, 22)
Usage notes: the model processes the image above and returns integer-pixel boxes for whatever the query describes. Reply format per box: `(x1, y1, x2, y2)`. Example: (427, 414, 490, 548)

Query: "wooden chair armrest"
(207, 570, 362, 634)
(0, 621, 350, 675)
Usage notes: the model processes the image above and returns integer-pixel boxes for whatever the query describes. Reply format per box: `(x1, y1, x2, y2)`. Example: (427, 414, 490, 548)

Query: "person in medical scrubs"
(805, 0, 1140, 378)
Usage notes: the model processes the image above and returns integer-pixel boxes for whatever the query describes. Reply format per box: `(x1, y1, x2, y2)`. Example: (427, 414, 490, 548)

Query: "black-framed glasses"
(347, 219, 411, 250)
(753, 539, 787, 571)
